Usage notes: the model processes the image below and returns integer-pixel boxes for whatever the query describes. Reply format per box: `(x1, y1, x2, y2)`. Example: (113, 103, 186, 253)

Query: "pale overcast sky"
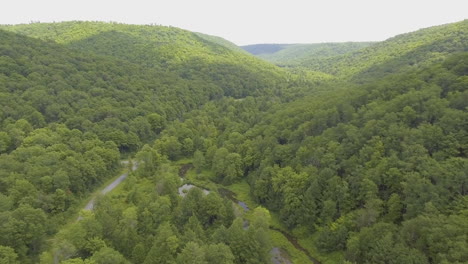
(1, 0, 467, 45)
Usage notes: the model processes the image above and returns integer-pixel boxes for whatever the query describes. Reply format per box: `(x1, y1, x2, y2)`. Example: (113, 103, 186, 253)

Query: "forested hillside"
(242, 42, 374, 67)
(0, 20, 467, 264)
(0, 24, 291, 263)
(2, 21, 287, 98)
(244, 20, 468, 80)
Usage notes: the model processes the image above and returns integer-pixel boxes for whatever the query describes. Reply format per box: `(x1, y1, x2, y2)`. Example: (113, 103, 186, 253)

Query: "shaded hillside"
(2, 21, 288, 98)
(195, 32, 248, 54)
(0, 29, 226, 151)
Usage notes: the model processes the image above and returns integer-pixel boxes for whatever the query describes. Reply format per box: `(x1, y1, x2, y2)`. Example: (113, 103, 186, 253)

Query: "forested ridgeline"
(0, 19, 467, 264)
(241, 42, 375, 67)
(1, 21, 290, 98)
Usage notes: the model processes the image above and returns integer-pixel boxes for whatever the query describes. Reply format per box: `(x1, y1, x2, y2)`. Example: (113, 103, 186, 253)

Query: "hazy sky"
(1, 0, 467, 45)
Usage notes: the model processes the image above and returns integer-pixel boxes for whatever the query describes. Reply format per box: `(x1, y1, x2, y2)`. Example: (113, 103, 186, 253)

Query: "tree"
(0, 246, 19, 264)
(193, 150, 205, 173)
(91, 247, 129, 264)
(212, 147, 228, 179)
(224, 153, 243, 184)
(147, 113, 166, 134)
(10, 205, 47, 256)
(176, 242, 207, 264)
(136, 145, 163, 177)
(144, 222, 179, 264)
(346, 222, 428, 264)
(224, 219, 265, 264)
(385, 193, 403, 223)
(181, 138, 194, 157)
(0, 132, 11, 153)
(204, 244, 234, 264)
(197, 193, 226, 228)
(131, 243, 146, 264)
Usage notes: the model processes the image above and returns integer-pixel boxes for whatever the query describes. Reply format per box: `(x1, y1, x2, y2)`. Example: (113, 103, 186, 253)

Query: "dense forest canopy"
(0, 20, 467, 264)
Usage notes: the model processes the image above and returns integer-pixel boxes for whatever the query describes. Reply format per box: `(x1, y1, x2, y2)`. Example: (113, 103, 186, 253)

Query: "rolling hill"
(243, 20, 468, 81)
(2, 21, 288, 98)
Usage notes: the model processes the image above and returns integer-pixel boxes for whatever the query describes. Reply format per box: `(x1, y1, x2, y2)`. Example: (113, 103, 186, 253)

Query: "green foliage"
(176, 242, 207, 264)
(2, 21, 288, 99)
(0, 19, 467, 264)
(243, 42, 374, 67)
(91, 247, 129, 264)
(0, 246, 19, 264)
(137, 28, 468, 263)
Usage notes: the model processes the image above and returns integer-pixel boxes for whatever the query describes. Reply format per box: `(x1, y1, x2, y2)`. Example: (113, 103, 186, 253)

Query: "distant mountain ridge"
(242, 20, 468, 80)
(242, 42, 374, 64)
(242, 44, 293, 55)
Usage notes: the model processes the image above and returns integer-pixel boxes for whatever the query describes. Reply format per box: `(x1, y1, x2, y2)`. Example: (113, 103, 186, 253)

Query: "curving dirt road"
(83, 161, 138, 211)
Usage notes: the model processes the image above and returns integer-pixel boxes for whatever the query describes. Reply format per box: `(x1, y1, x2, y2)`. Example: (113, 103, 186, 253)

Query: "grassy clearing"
(225, 180, 257, 207)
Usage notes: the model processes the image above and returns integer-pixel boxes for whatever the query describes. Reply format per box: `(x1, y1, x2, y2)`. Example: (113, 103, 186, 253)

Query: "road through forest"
(83, 161, 138, 211)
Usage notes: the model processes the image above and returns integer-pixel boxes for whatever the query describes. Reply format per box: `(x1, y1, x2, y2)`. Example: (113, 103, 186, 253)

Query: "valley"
(0, 19, 467, 264)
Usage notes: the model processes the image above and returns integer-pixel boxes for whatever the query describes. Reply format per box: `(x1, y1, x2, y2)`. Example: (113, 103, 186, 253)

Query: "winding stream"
(218, 188, 250, 211)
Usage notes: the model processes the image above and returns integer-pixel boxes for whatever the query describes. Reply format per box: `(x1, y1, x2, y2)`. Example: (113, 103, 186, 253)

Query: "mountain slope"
(2, 21, 288, 98)
(0, 26, 292, 262)
(301, 20, 468, 78)
(242, 42, 374, 66)
(144, 51, 468, 264)
(243, 20, 468, 81)
(131, 21, 468, 263)
(195, 32, 248, 54)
